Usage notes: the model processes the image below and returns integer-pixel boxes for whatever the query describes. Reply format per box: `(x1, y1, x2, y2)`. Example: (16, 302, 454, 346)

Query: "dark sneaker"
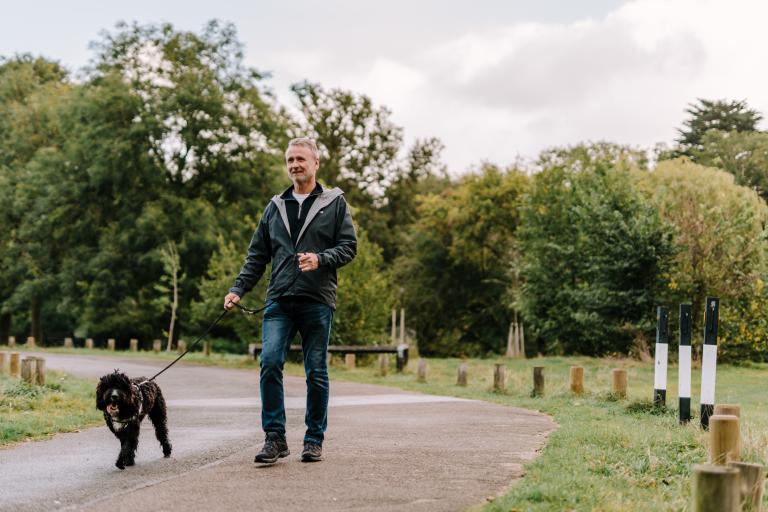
(254, 432, 290, 464)
(301, 442, 323, 462)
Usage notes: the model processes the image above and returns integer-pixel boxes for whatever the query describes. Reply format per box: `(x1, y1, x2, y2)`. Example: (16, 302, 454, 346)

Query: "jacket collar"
(280, 182, 323, 200)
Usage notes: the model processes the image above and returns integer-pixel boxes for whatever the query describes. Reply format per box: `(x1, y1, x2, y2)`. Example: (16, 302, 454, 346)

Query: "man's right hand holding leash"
(224, 293, 240, 311)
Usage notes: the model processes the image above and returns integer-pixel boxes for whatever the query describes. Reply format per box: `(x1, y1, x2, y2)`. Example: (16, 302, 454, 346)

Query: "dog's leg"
(116, 424, 139, 469)
(149, 391, 172, 457)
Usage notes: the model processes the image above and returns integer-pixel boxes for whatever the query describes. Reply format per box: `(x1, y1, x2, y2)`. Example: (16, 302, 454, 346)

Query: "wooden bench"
(251, 343, 409, 371)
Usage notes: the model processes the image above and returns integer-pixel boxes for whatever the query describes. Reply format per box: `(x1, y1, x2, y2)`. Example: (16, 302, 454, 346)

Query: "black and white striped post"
(678, 304, 692, 424)
(653, 306, 669, 407)
(700, 297, 720, 429)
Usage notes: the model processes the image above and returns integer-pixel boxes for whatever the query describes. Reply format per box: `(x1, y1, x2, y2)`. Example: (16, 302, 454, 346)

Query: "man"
(224, 137, 357, 464)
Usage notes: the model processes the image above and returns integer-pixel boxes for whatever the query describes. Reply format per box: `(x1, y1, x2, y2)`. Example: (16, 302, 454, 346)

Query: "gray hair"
(286, 137, 319, 160)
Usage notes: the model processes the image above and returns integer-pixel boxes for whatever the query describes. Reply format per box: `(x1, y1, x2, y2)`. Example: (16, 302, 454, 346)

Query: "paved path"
(0, 353, 555, 512)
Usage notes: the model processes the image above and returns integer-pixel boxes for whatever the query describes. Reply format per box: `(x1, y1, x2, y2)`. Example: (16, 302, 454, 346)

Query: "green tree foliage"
(691, 129, 768, 201)
(396, 165, 528, 356)
(637, 159, 768, 350)
(676, 99, 762, 158)
(519, 145, 674, 356)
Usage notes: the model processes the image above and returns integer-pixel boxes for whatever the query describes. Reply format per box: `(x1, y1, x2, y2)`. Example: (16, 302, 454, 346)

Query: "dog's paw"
(163, 443, 172, 457)
(125, 458, 135, 467)
(115, 459, 126, 470)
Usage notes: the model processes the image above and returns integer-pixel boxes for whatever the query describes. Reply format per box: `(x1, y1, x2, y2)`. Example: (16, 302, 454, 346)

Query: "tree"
(519, 144, 674, 356)
(637, 159, 768, 339)
(676, 99, 762, 158)
(396, 164, 529, 356)
(692, 129, 768, 201)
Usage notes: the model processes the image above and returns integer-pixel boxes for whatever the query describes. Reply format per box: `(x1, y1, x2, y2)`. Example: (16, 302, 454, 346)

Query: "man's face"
(285, 145, 319, 186)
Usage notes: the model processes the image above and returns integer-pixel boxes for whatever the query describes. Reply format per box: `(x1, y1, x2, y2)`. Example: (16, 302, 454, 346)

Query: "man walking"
(223, 137, 357, 463)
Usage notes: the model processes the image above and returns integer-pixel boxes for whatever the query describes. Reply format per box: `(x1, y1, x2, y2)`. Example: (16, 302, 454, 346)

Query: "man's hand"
(298, 252, 319, 272)
(224, 292, 241, 310)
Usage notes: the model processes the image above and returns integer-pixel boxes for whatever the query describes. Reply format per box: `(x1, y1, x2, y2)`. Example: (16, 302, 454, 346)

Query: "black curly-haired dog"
(96, 370, 172, 469)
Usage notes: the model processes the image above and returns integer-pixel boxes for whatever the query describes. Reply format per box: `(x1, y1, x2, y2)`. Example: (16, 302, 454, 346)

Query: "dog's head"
(96, 370, 139, 418)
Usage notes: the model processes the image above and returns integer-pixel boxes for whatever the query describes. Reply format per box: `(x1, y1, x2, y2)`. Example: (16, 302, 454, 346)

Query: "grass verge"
(0, 370, 102, 446)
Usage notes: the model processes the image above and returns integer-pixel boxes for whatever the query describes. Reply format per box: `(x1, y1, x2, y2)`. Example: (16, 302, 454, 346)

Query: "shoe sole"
(301, 454, 323, 462)
(254, 449, 290, 464)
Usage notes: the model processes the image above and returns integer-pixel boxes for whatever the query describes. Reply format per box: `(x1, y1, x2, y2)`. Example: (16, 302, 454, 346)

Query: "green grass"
(0, 370, 102, 446)
(316, 355, 768, 512)
(6, 347, 766, 510)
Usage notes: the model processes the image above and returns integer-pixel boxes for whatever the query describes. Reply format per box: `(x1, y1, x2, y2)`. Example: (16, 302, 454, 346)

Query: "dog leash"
(142, 255, 304, 384)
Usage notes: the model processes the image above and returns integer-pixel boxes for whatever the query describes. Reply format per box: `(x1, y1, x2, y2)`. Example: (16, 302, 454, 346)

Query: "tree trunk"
(0, 311, 10, 345)
(166, 267, 178, 352)
(31, 297, 42, 346)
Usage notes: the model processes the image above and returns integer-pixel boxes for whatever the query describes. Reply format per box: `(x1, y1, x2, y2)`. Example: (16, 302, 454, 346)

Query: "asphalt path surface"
(0, 353, 555, 512)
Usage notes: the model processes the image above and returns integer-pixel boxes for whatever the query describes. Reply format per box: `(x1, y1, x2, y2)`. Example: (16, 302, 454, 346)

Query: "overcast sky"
(2, 0, 766, 173)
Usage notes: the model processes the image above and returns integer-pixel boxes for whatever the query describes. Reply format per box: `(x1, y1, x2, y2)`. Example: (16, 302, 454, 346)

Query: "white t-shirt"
(292, 191, 309, 205)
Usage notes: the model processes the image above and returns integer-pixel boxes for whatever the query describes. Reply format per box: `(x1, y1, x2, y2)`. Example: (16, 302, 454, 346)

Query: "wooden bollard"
(378, 353, 388, 376)
(107, 338, 116, 351)
(570, 366, 585, 394)
(457, 362, 468, 386)
(493, 363, 506, 392)
(177, 340, 187, 354)
(63, 337, 73, 349)
(729, 462, 765, 512)
(345, 353, 355, 370)
(204, 340, 211, 357)
(26, 336, 36, 348)
(692, 464, 741, 512)
(21, 358, 36, 384)
(417, 358, 427, 382)
(10, 352, 20, 377)
(85, 338, 94, 349)
(714, 404, 741, 418)
(0, 351, 6, 373)
(533, 366, 545, 397)
(612, 369, 627, 398)
(153, 339, 162, 353)
(130, 338, 138, 352)
(8, 336, 15, 347)
(710, 414, 740, 465)
(32, 357, 45, 385)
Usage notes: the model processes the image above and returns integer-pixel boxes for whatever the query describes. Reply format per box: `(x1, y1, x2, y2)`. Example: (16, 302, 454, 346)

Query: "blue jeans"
(260, 299, 334, 445)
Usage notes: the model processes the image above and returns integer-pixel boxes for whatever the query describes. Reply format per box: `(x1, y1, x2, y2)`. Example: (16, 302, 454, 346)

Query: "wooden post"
(85, 338, 94, 349)
(417, 358, 427, 383)
(729, 461, 765, 512)
(0, 351, 6, 374)
(692, 464, 741, 512)
(8, 336, 15, 348)
(569, 366, 585, 394)
(391, 309, 397, 344)
(107, 338, 115, 351)
(177, 340, 187, 354)
(679, 304, 693, 423)
(26, 336, 36, 348)
(612, 369, 627, 398)
(345, 353, 355, 370)
(32, 357, 45, 385)
(493, 363, 506, 392)
(710, 414, 740, 465)
(399, 308, 405, 346)
(130, 338, 138, 352)
(248, 343, 257, 359)
(714, 404, 741, 418)
(378, 354, 388, 376)
(457, 362, 468, 386)
(533, 366, 545, 397)
(21, 358, 36, 384)
(152, 339, 161, 353)
(10, 352, 20, 377)
(64, 337, 73, 349)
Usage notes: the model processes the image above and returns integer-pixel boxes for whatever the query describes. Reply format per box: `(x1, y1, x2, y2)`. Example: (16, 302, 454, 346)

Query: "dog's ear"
(95, 376, 107, 410)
